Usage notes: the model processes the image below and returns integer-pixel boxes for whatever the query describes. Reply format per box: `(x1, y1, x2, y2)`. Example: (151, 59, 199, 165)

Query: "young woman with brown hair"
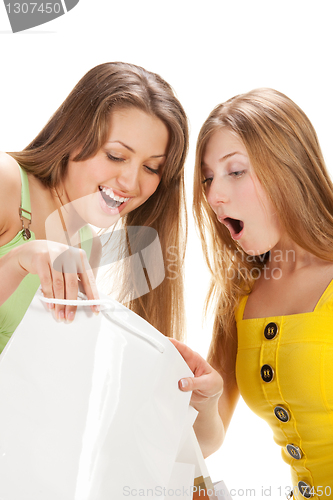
(173, 88, 333, 498)
(0, 61, 188, 353)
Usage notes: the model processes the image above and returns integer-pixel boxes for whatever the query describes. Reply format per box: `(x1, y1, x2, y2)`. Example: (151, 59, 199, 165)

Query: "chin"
(244, 250, 265, 257)
(240, 243, 272, 258)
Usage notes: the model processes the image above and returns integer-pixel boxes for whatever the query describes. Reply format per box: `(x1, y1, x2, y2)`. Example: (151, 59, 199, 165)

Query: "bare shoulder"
(0, 153, 21, 238)
(0, 152, 20, 185)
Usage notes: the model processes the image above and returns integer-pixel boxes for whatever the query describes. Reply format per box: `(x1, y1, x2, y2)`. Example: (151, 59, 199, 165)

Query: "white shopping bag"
(0, 289, 227, 500)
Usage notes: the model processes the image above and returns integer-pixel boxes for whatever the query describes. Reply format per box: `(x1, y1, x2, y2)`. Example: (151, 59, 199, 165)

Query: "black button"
(274, 406, 290, 422)
(264, 322, 278, 340)
(298, 481, 313, 498)
(260, 364, 274, 383)
(286, 444, 302, 460)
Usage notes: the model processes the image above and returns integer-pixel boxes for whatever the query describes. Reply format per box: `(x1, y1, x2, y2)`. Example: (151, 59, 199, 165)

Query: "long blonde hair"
(194, 88, 333, 368)
(10, 62, 188, 339)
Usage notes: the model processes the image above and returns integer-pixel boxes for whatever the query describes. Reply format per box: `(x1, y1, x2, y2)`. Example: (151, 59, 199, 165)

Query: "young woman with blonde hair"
(173, 88, 333, 498)
(0, 61, 188, 353)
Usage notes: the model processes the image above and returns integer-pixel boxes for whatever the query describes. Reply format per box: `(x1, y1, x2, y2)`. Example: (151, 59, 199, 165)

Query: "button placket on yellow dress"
(235, 290, 333, 499)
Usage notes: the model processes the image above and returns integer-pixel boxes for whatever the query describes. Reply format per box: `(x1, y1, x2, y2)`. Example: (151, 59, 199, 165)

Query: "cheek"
(144, 177, 161, 198)
(236, 181, 258, 210)
(71, 162, 95, 185)
(245, 180, 272, 221)
(205, 187, 215, 208)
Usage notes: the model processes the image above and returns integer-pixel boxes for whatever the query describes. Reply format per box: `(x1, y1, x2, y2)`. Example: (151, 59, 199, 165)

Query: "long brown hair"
(10, 62, 188, 339)
(194, 88, 333, 369)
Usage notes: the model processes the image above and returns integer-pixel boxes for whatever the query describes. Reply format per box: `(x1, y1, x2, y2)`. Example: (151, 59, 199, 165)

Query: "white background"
(1, 1, 332, 497)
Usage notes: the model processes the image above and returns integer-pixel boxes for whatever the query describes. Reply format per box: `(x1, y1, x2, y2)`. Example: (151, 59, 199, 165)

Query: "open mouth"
(223, 217, 244, 238)
(99, 186, 130, 208)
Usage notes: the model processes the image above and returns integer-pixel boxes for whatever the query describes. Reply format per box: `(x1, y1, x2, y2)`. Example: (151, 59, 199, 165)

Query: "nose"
(206, 178, 229, 208)
(114, 163, 140, 193)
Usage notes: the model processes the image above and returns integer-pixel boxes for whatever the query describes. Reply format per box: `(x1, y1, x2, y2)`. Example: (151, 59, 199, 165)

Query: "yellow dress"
(235, 281, 333, 499)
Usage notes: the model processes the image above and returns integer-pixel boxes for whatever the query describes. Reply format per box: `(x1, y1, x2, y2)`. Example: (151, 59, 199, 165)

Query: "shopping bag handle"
(38, 291, 111, 307)
(36, 288, 165, 353)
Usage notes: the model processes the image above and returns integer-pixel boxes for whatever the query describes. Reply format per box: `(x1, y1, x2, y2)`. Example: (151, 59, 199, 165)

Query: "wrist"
(193, 402, 225, 457)
(11, 245, 30, 278)
(192, 391, 221, 414)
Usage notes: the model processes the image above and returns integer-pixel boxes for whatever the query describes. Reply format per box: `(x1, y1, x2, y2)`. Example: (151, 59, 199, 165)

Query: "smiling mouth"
(223, 217, 244, 237)
(99, 186, 130, 208)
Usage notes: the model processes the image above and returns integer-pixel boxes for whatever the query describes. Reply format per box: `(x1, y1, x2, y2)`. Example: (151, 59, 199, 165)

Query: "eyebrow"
(107, 140, 166, 158)
(219, 151, 246, 162)
(202, 151, 246, 169)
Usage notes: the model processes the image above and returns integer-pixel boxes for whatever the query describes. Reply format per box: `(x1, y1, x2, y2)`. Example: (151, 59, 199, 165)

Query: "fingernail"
(58, 310, 65, 321)
(180, 379, 188, 388)
(67, 311, 75, 322)
(93, 305, 100, 315)
(47, 302, 54, 310)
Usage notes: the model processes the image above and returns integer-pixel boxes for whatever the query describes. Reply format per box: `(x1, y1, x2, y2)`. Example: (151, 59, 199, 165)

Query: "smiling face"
(202, 128, 282, 255)
(62, 107, 169, 228)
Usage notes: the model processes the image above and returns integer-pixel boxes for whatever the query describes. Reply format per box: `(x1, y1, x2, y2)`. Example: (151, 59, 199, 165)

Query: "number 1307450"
(5, 3, 62, 14)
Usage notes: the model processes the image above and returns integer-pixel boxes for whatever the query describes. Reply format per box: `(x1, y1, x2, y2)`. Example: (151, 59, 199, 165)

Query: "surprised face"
(202, 128, 282, 256)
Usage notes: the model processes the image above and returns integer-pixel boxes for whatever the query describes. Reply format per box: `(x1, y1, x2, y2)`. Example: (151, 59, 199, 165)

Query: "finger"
(35, 259, 55, 311)
(76, 249, 100, 313)
(178, 375, 211, 395)
(59, 245, 81, 321)
(169, 338, 197, 362)
(179, 373, 223, 398)
(63, 272, 79, 322)
(178, 373, 210, 394)
(51, 266, 65, 321)
(169, 338, 207, 375)
(178, 376, 193, 392)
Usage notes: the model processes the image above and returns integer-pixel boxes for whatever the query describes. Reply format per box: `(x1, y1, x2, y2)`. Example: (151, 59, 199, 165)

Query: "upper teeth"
(100, 186, 130, 203)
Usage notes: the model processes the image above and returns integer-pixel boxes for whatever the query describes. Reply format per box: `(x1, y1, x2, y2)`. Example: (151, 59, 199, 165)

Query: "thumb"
(178, 376, 198, 392)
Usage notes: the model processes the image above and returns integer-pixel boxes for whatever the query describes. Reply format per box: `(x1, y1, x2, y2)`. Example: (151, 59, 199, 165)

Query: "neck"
(266, 235, 319, 273)
(51, 185, 86, 242)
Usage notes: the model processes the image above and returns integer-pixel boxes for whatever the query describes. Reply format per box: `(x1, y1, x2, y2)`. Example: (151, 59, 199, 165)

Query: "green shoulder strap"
(18, 166, 32, 220)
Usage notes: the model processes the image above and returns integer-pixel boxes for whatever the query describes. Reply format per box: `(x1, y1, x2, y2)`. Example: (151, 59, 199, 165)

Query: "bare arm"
(0, 152, 27, 305)
(0, 153, 99, 318)
(0, 246, 29, 305)
(208, 324, 240, 454)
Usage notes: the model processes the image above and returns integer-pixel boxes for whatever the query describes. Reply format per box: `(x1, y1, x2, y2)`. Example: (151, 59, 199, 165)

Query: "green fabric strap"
(19, 166, 31, 220)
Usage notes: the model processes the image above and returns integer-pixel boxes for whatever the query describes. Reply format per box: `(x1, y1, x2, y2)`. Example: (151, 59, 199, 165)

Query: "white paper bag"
(0, 290, 194, 499)
(0, 289, 229, 500)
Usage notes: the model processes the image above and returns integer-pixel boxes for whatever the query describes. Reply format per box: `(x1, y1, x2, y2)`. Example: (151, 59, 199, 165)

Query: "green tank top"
(0, 165, 93, 353)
